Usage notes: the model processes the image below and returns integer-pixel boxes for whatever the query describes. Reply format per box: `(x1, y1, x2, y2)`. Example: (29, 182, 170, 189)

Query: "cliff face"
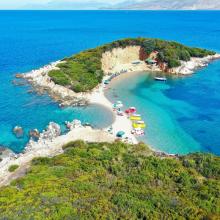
(101, 46, 150, 74)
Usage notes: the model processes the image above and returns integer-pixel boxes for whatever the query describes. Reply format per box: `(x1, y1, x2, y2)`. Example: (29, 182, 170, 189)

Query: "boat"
(132, 121, 146, 129)
(154, 76, 167, 81)
(130, 114, 142, 121)
(125, 107, 136, 114)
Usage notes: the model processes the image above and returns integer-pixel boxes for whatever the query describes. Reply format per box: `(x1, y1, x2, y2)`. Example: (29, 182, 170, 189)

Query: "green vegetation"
(8, 164, 19, 172)
(48, 38, 215, 93)
(0, 141, 219, 219)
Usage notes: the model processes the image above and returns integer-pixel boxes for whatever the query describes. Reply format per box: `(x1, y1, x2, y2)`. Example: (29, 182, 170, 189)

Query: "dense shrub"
(0, 141, 219, 219)
(8, 164, 19, 172)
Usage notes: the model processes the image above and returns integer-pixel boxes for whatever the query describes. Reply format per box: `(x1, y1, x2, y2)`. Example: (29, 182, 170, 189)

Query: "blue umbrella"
(116, 131, 125, 138)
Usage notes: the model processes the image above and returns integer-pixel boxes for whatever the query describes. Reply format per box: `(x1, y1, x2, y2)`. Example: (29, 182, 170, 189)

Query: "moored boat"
(154, 76, 167, 81)
(130, 114, 142, 121)
(125, 107, 136, 114)
(132, 121, 146, 129)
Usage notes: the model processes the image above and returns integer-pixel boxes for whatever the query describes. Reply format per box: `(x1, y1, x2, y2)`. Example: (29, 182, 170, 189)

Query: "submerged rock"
(13, 126, 24, 138)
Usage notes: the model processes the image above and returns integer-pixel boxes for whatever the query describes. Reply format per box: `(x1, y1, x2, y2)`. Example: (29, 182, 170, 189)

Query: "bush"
(8, 164, 19, 172)
(167, 58, 181, 68)
(62, 140, 86, 151)
(48, 70, 70, 86)
(31, 157, 51, 166)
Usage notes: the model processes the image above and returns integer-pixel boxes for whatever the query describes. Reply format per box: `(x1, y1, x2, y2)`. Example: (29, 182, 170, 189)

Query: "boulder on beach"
(65, 120, 82, 130)
(29, 129, 40, 140)
(13, 126, 24, 138)
(40, 122, 61, 140)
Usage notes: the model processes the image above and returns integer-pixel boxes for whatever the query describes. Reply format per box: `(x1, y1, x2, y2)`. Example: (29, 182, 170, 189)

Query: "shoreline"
(1, 51, 219, 187)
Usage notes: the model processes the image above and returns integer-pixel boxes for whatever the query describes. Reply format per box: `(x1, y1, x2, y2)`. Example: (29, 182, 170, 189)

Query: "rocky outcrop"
(101, 46, 151, 75)
(29, 129, 40, 140)
(65, 119, 82, 130)
(23, 61, 88, 106)
(26, 122, 61, 151)
(170, 54, 220, 75)
(13, 126, 24, 138)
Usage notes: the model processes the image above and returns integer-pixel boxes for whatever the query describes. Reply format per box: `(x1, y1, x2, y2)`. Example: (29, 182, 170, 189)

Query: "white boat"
(154, 76, 167, 81)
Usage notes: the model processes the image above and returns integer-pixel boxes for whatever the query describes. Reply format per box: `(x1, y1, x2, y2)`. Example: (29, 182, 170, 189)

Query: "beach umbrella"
(116, 131, 125, 138)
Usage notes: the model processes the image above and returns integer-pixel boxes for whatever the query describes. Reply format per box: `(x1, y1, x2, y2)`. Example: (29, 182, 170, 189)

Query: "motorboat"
(154, 76, 167, 81)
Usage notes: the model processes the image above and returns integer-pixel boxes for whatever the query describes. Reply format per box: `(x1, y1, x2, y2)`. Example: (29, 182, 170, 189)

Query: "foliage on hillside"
(0, 141, 219, 219)
(48, 38, 215, 93)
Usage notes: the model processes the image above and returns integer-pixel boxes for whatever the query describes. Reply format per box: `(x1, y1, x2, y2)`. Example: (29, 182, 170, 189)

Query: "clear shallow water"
(106, 61, 220, 155)
(0, 10, 220, 154)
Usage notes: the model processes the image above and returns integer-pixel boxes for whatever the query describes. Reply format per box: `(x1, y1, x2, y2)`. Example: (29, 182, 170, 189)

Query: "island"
(23, 37, 219, 106)
(0, 38, 219, 218)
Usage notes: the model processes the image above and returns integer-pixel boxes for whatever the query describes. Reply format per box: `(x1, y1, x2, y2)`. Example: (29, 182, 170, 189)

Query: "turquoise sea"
(0, 10, 220, 154)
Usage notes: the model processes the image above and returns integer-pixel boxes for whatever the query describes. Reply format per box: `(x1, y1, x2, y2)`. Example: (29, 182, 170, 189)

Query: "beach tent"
(116, 131, 125, 138)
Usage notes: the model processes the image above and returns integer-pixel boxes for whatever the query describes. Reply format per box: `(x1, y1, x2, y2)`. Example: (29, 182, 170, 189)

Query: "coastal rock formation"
(13, 126, 24, 138)
(29, 129, 40, 140)
(101, 46, 161, 75)
(23, 61, 88, 106)
(102, 46, 147, 74)
(26, 122, 61, 151)
(65, 119, 82, 130)
(40, 122, 61, 140)
(170, 54, 220, 75)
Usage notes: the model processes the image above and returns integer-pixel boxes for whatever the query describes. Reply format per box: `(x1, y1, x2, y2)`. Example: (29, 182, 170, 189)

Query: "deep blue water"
(0, 10, 220, 154)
